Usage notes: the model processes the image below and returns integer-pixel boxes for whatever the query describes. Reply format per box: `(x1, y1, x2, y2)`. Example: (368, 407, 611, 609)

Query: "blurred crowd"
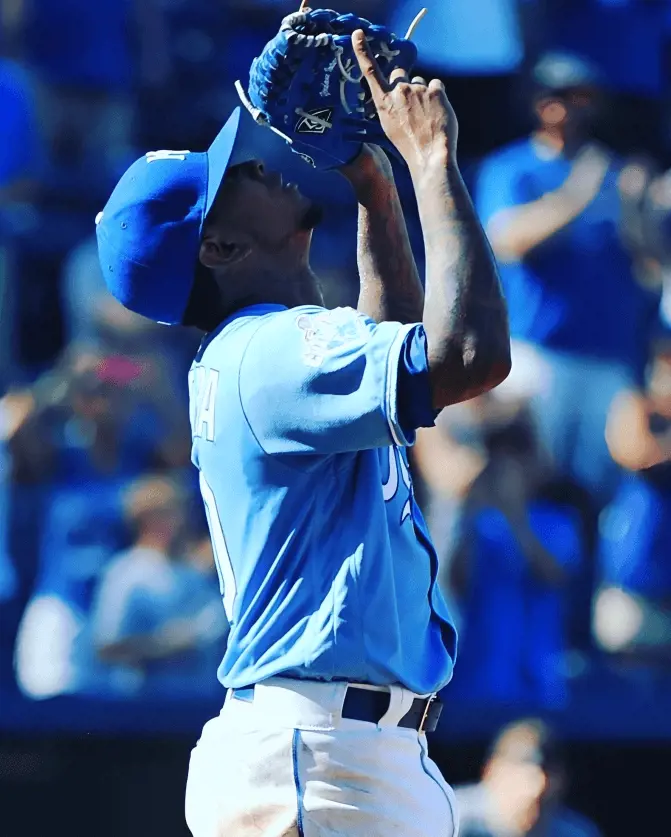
(1, 0, 671, 733)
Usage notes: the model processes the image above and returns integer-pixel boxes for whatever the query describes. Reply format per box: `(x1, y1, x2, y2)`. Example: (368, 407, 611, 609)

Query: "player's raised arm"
(352, 31, 511, 409)
(339, 143, 424, 325)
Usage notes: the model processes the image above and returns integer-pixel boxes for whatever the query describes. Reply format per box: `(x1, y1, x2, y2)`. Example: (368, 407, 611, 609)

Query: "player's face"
(208, 160, 321, 255)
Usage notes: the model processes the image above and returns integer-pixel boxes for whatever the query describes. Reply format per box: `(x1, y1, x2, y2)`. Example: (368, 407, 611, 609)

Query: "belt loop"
(376, 685, 414, 729)
(232, 686, 255, 703)
(418, 695, 436, 735)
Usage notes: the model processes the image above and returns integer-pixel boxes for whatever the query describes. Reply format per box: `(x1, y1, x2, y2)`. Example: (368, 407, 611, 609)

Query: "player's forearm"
(341, 148, 423, 324)
(411, 155, 510, 408)
(487, 191, 587, 262)
(355, 189, 424, 323)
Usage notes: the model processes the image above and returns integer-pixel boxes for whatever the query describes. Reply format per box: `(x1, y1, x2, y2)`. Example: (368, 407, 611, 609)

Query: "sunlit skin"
(197, 160, 324, 314)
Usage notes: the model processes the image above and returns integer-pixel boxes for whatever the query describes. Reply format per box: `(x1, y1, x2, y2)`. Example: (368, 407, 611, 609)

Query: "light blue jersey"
(188, 303, 457, 695)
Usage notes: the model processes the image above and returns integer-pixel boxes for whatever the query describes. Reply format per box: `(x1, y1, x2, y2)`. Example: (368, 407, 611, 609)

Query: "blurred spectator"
(60, 234, 200, 389)
(476, 50, 662, 502)
(89, 475, 227, 698)
(640, 167, 671, 273)
(2, 0, 170, 180)
(455, 718, 602, 837)
(448, 415, 584, 709)
(6, 346, 188, 486)
(412, 393, 537, 567)
(13, 479, 128, 699)
(0, 56, 45, 387)
(593, 341, 671, 661)
(411, 401, 489, 573)
(0, 57, 43, 199)
(0, 401, 17, 604)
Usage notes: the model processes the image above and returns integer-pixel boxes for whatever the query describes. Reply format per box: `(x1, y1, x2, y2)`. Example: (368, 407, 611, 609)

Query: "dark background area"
(0, 737, 665, 837)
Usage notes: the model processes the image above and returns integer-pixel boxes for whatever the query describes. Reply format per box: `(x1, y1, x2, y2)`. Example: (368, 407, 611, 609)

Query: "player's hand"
(351, 29, 458, 172)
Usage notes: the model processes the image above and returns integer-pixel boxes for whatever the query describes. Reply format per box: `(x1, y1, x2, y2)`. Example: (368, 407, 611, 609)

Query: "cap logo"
(146, 150, 191, 163)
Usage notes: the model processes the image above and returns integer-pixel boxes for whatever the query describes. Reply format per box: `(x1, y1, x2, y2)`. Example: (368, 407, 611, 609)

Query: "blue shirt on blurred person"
(475, 51, 661, 500)
(14, 481, 127, 699)
(90, 545, 227, 699)
(0, 59, 43, 191)
(476, 138, 656, 376)
(452, 501, 582, 710)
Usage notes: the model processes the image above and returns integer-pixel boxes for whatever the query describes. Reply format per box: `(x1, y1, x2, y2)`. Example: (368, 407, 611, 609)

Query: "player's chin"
(298, 200, 324, 232)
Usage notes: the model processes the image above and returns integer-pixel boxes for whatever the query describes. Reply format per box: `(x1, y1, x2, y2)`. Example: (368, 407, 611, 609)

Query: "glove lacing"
(294, 37, 400, 131)
(237, 10, 401, 142)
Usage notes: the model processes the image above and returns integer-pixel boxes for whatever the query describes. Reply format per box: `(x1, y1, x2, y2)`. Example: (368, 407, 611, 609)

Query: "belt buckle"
(418, 694, 436, 734)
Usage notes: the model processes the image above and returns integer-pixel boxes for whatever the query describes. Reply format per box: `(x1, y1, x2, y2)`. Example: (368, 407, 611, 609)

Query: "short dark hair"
(181, 260, 227, 332)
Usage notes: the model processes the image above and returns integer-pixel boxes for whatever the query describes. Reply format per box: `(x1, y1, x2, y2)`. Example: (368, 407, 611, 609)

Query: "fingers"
(411, 76, 427, 85)
(351, 29, 388, 103)
(389, 66, 409, 85)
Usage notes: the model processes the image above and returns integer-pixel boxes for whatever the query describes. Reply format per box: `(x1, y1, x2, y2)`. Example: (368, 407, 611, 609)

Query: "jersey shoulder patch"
(295, 307, 370, 368)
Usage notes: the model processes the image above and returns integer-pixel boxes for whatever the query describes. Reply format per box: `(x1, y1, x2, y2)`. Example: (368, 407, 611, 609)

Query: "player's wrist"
(339, 144, 395, 199)
(408, 148, 460, 194)
(406, 141, 454, 181)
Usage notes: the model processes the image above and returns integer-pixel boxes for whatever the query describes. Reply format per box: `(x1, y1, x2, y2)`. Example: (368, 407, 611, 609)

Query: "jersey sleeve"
(238, 306, 435, 456)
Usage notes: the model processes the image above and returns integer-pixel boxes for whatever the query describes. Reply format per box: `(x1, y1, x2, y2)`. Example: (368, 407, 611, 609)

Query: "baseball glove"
(234, 7, 425, 170)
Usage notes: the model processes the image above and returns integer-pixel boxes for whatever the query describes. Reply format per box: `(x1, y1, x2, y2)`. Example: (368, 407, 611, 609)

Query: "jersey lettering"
(381, 446, 411, 524)
(200, 473, 236, 621)
(189, 366, 219, 442)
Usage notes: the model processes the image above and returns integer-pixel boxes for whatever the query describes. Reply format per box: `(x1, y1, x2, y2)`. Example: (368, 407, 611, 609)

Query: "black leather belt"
(232, 685, 443, 734)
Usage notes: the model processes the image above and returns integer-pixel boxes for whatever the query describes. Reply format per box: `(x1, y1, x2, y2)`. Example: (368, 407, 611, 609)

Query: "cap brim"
(205, 107, 242, 217)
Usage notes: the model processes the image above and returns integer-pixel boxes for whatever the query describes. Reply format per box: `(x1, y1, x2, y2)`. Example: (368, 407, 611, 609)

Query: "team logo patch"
(296, 309, 368, 368)
(295, 108, 333, 135)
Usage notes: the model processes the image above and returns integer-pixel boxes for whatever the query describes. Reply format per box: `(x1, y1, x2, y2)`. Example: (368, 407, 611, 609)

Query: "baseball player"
(96, 27, 510, 837)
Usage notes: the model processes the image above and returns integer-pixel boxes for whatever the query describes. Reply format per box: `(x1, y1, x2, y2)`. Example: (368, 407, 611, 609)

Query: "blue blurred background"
(1, 1, 670, 835)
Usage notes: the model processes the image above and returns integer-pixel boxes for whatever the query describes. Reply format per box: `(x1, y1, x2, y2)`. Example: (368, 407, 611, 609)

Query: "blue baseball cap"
(532, 51, 603, 93)
(96, 108, 241, 325)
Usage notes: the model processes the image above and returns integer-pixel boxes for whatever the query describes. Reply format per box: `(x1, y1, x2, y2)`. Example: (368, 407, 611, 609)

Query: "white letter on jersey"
(189, 366, 219, 443)
(200, 473, 236, 622)
(382, 446, 411, 523)
(398, 450, 412, 523)
(382, 446, 398, 501)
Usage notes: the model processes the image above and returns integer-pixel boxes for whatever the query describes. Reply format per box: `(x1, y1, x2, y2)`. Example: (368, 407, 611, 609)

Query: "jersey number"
(199, 473, 236, 622)
(382, 446, 411, 524)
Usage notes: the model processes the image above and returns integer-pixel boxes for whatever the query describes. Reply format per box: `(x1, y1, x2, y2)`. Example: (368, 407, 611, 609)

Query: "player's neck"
(224, 263, 323, 315)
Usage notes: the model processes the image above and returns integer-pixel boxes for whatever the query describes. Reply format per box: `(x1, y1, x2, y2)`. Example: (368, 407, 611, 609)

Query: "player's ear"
(199, 234, 252, 270)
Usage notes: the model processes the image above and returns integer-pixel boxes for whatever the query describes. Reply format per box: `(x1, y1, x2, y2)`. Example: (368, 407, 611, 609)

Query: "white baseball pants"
(185, 677, 459, 837)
